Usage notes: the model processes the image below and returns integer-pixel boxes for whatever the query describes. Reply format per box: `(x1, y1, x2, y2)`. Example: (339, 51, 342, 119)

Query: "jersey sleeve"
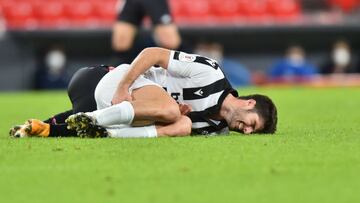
(167, 50, 224, 80)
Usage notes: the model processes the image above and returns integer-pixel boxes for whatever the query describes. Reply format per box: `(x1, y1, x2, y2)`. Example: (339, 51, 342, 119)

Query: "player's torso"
(144, 67, 225, 112)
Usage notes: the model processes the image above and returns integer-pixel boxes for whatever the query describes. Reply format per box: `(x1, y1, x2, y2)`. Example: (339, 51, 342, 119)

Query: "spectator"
(33, 46, 70, 89)
(112, 0, 182, 64)
(320, 40, 359, 74)
(194, 42, 251, 87)
(268, 45, 318, 83)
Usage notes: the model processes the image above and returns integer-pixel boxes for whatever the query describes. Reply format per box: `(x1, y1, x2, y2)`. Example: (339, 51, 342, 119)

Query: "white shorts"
(94, 64, 161, 109)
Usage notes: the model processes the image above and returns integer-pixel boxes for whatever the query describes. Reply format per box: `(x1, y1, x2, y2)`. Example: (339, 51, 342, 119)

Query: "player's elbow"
(139, 47, 169, 67)
(140, 47, 160, 56)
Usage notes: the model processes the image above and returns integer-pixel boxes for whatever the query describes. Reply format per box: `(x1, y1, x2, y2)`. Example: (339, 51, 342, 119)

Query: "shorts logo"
(179, 53, 196, 62)
(194, 89, 204, 97)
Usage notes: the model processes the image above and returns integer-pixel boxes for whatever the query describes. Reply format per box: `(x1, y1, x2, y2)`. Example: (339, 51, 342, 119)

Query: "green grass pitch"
(0, 87, 359, 203)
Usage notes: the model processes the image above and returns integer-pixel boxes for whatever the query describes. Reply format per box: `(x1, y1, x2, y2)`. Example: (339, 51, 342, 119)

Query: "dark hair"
(238, 94, 278, 134)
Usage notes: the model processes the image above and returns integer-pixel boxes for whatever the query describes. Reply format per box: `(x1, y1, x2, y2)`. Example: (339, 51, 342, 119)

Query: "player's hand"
(179, 103, 192, 115)
(111, 86, 132, 105)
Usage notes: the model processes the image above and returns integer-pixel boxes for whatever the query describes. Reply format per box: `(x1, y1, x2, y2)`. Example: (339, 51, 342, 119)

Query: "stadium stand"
(0, 0, 359, 29)
(0, 0, 118, 29)
(0, 0, 359, 90)
(0, 0, 307, 29)
(328, 0, 360, 12)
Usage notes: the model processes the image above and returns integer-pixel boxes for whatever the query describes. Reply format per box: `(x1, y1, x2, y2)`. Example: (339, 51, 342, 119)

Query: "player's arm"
(112, 47, 171, 104)
(156, 115, 192, 137)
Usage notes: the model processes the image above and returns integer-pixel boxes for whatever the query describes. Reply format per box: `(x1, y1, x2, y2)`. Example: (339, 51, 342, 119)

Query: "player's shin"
(88, 101, 135, 126)
(107, 125, 157, 138)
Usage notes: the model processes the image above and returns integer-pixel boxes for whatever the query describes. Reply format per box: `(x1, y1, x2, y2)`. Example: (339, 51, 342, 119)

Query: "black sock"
(49, 124, 77, 137)
(43, 109, 73, 124)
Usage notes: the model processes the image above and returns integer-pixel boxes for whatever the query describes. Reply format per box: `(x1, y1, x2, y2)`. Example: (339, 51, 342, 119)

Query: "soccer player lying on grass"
(10, 47, 277, 138)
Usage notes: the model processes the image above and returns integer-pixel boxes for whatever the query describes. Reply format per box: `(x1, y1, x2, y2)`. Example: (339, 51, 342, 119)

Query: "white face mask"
(45, 50, 66, 72)
(333, 48, 350, 66)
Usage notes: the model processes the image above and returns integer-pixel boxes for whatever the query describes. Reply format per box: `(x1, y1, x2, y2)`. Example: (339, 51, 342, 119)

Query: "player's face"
(229, 110, 263, 134)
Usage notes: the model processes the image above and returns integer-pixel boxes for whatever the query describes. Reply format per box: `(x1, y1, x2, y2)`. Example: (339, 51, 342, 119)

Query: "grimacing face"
(228, 109, 264, 134)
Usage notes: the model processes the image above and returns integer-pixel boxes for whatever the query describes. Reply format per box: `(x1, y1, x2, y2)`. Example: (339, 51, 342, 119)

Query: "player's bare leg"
(105, 115, 192, 138)
(112, 22, 137, 51)
(153, 24, 181, 49)
(130, 85, 181, 123)
(66, 85, 181, 134)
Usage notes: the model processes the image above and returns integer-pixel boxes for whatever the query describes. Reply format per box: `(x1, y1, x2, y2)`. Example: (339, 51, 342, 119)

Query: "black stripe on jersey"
(188, 87, 239, 120)
(183, 78, 230, 100)
(187, 88, 239, 134)
(189, 111, 228, 135)
(173, 51, 180, 60)
(173, 51, 219, 70)
(188, 112, 206, 123)
(191, 121, 228, 135)
(188, 106, 221, 122)
(194, 56, 219, 70)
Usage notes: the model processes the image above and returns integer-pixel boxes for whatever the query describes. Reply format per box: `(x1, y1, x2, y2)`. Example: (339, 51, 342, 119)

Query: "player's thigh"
(132, 85, 181, 123)
(132, 85, 175, 106)
(153, 24, 181, 49)
(112, 22, 137, 51)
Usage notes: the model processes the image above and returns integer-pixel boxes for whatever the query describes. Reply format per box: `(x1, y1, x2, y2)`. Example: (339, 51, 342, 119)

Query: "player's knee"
(158, 39, 180, 50)
(161, 104, 181, 123)
(177, 116, 192, 135)
(154, 25, 181, 49)
(156, 37, 181, 50)
(112, 39, 133, 51)
(155, 102, 181, 123)
(112, 23, 136, 51)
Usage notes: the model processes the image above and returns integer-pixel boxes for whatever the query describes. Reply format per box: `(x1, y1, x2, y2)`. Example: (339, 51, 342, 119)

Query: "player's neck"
(218, 94, 237, 120)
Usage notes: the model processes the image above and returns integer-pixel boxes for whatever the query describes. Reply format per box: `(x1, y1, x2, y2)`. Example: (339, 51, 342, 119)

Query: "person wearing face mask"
(267, 45, 318, 83)
(320, 40, 359, 74)
(194, 42, 251, 87)
(33, 46, 70, 89)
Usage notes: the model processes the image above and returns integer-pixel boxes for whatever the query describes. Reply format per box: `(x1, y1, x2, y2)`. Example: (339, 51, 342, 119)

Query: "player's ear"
(246, 99, 256, 109)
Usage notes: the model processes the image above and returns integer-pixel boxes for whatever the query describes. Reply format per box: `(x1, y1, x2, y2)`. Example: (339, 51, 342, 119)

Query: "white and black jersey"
(144, 51, 238, 135)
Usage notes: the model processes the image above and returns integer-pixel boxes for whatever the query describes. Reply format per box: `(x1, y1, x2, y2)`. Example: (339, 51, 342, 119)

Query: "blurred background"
(0, 0, 359, 91)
